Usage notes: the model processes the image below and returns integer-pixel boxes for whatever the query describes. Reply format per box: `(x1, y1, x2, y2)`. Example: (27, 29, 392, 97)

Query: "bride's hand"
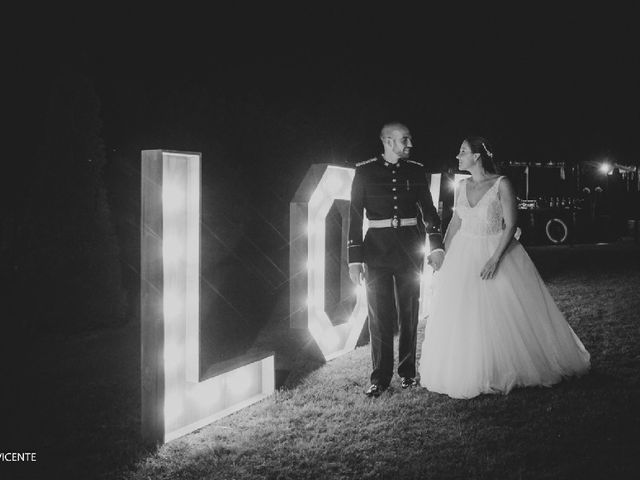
(349, 263, 366, 285)
(427, 250, 445, 271)
(480, 256, 500, 280)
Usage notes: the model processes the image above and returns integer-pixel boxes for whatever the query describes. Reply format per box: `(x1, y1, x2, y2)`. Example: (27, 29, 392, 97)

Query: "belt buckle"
(391, 217, 399, 228)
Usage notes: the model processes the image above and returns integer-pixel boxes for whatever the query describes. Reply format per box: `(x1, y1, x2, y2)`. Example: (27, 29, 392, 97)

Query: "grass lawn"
(3, 241, 639, 479)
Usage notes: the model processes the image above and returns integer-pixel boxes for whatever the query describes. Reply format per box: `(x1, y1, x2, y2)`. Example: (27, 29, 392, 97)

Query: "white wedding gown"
(419, 176, 590, 399)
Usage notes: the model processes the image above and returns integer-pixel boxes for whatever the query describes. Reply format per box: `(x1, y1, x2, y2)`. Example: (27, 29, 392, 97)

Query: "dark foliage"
(8, 69, 125, 335)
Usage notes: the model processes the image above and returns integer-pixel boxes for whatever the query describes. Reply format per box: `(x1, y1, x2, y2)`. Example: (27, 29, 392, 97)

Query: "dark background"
(5, 5, 638, 362)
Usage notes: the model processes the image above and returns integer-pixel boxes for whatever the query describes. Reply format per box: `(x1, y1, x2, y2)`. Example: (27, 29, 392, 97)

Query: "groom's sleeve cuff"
(347, 243, 364, 264)
(428, 232, 445, 252)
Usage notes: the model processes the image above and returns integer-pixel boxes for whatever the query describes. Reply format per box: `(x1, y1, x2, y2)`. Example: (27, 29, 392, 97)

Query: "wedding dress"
(419, 176, 590, 399)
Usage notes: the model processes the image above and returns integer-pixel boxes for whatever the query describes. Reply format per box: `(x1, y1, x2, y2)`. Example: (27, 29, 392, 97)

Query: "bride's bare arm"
(443, 181, 463, 251)
(444, 212, 461, 251)
(481, 177, 518, 279)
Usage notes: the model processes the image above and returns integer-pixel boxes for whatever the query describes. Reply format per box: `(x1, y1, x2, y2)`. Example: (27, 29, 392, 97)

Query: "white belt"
(368, 217, 418, 229)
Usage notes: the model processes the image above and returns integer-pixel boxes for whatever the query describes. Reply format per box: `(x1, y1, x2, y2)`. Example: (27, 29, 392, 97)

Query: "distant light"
(599, 162, 612, 174)
(448, 180, 457, 191)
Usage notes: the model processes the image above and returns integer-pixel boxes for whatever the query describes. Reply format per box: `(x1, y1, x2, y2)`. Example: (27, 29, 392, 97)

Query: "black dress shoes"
(401, 377, 418, 389)
(365, 384, 386, 397)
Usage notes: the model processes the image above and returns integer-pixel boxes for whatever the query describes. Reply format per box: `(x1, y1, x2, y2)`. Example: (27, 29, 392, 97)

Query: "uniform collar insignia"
(380, 154, 401, 168)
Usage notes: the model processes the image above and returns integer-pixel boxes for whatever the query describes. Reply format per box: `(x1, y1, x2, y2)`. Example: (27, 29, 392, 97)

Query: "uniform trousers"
(364, 227, 423, 387)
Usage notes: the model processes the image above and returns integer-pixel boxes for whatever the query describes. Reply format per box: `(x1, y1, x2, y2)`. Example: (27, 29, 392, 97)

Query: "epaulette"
(405, 160, 424, 167)
(356, 158, 377, 167)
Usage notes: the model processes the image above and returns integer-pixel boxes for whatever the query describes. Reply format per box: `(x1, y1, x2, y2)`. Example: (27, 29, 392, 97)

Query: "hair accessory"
(481, 142, 493, 158)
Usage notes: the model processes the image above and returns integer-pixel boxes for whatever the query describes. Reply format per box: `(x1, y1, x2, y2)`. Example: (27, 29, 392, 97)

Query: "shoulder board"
(405, 160, 424, 167)
(356, 158, 377, 167)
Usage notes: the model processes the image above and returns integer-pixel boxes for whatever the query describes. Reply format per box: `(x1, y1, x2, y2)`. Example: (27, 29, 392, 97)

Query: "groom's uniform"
(348, 155, 443, 389)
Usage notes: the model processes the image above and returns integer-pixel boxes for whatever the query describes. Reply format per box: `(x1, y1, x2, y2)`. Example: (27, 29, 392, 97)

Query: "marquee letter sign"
(290, 164, 369, 360)
(141, 150, 274, 444)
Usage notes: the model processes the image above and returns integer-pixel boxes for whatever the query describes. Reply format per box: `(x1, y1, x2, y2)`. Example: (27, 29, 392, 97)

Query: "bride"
(419, 136, 590, 399)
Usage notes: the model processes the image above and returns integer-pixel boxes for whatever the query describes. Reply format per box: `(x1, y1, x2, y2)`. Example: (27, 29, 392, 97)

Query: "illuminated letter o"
(290, 164, 368, 360)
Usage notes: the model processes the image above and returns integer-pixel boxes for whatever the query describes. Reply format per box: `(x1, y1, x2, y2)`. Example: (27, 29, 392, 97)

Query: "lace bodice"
(456, 176, 505, 236)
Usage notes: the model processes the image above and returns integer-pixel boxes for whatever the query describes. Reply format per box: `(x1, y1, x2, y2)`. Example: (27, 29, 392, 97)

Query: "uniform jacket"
(348, 155, 444, 265)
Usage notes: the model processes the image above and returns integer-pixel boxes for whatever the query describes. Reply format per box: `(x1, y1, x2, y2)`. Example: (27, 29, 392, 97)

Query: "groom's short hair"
(380, 122, 409, 140)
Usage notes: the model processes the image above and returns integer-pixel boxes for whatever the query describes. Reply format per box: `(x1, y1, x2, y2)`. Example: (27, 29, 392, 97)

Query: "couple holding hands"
(348, 123, 590, 399)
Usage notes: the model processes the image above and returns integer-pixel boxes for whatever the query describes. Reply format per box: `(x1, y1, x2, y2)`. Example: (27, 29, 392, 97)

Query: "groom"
(348, 122, 444, 397)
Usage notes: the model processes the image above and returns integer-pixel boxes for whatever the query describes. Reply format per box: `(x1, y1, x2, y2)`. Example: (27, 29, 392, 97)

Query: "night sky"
(17, 6, 638, 175)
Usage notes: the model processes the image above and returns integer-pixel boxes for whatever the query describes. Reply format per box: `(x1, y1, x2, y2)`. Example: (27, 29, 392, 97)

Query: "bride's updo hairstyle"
(464, 136, 498, 174)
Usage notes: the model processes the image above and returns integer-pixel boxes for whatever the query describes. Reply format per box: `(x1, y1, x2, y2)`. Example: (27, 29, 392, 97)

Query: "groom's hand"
(427, 250, 445, 271)
(349, 263, 366, 285)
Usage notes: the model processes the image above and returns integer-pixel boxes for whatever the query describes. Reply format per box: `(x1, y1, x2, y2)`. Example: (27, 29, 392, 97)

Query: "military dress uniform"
(348, 154, 444, 389)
